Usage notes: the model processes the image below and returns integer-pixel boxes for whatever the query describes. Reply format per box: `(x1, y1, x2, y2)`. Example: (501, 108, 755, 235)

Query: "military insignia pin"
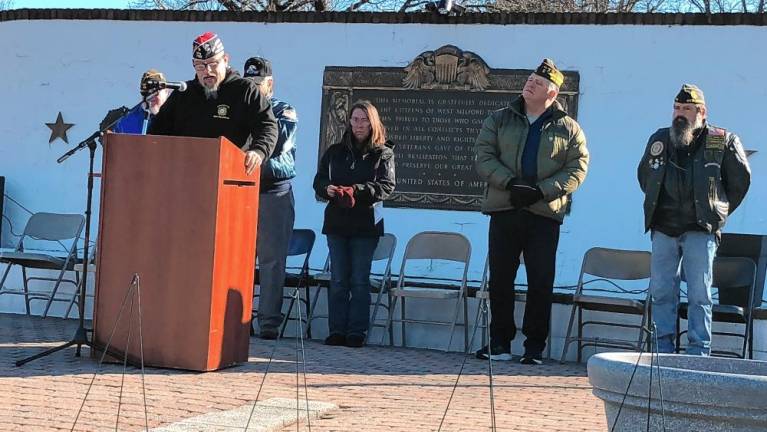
(650, 141, 664, 156)
(214, 104, 231, 119)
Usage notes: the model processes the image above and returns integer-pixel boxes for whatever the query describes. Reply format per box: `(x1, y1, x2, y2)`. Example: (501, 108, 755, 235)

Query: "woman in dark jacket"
(313, 100, 396, 348)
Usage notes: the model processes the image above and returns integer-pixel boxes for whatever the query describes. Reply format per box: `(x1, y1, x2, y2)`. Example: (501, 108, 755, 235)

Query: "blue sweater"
(520, 109, 553, 181)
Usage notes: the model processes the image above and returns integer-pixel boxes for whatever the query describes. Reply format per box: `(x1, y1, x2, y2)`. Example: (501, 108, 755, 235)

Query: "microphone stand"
(16, 95, 152, 367)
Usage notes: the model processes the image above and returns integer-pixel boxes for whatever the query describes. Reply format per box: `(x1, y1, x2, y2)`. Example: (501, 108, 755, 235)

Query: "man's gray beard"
(670, 117, 698, 148)
(148, 103, 161, 115)
(203, 86, 219, 100)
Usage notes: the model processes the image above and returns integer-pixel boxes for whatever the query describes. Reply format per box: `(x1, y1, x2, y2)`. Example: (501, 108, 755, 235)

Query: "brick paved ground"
(0, 314, 606, 431)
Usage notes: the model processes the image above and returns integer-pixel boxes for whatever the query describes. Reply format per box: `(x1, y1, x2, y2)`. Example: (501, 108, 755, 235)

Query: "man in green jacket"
(637, 84, 750, 356)
(474, 59, 589, 364)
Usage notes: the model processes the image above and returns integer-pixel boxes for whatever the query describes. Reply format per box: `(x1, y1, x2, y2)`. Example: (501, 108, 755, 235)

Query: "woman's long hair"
(346, 100, 387, 148)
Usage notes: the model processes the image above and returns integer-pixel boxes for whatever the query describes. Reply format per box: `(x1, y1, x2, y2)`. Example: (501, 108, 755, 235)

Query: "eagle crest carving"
(403, 45, 490, 91)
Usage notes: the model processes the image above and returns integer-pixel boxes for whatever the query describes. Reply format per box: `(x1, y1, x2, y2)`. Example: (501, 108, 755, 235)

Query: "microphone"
(144, 79, 187, 92)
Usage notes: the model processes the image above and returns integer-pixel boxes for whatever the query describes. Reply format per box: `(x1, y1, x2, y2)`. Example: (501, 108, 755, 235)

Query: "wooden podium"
(93, 134, 259, 371)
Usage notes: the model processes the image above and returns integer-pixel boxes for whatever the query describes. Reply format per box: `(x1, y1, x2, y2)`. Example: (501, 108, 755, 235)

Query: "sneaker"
(475, 343, 512, 361)
(324, 333, 346, 346)
(520, 353, 543, 365)
(259, 328, 279, 340)
(345, 334, 365, 348)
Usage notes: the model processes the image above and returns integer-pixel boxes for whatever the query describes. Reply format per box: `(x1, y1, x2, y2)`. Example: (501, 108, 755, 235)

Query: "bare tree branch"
(347, 0, 372, 10)
(124, 0, 766, 13)
(183, 0, 213, 8)
(398, 0, 427, 11)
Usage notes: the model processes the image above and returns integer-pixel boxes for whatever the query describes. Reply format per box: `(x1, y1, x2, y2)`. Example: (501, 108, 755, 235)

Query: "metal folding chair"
(367, 234, 397, 344)
(677, 256, 757, 358)
(65, 243, 97, 319)
(0, 212, 85, 317)
(280, 229, 316, 338)
(560, 247, 652, 363)
(384, 231, 471, 352)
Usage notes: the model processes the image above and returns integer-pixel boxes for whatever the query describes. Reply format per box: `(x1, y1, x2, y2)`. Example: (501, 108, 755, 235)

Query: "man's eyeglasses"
(193, 60, 221, 71)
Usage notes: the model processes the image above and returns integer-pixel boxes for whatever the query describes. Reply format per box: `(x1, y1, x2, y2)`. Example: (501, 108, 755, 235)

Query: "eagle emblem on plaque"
(403, 45, 490, 91)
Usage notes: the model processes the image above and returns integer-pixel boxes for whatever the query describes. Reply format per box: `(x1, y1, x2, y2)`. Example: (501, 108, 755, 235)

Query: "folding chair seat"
(0, 212, 85, 317)
(560, 247, 652, 363)
(676, 256, 757, 358)
(308, 233, 397, 344)
(384, 231, 471, 352)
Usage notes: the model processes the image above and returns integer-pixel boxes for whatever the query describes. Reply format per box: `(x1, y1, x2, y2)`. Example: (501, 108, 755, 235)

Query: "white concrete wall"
(1, 18, 765, 359)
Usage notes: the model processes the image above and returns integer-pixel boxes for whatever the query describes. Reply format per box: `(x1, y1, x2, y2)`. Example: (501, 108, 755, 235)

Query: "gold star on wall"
(45, 112, 74, 144)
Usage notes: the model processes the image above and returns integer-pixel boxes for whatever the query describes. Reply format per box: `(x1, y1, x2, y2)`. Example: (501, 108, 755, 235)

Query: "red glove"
(335, 186, 356, 208)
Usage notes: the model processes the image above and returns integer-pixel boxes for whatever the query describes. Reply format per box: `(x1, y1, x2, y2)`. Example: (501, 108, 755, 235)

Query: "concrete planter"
(587, 352, 767, 431)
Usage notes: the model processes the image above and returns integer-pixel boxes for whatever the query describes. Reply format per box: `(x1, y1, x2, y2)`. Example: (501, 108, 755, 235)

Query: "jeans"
(488, 210, 560, 355)
(326, 234, 378, 337)
(256, 188, 295, 331)
(650, 230, 717, 356)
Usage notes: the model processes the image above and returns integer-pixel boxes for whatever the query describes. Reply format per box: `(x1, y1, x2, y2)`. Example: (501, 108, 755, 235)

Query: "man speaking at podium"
(149, 32, 278, 174)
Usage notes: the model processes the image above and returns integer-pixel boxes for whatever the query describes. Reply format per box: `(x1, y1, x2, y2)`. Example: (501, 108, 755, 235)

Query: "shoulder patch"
(708, 126, 726, 136)
(650, 141, 664, 156)
(705, 129, 725, 149)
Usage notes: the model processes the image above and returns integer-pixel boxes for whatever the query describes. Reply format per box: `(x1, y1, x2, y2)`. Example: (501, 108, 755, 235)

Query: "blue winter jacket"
(113, 105, 150, 134)
(261, 97, 298, 193)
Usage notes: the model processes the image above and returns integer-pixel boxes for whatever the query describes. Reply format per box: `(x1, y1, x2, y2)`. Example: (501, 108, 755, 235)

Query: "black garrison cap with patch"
(534, 58, 564, 88)
(675, 84, 705, 105)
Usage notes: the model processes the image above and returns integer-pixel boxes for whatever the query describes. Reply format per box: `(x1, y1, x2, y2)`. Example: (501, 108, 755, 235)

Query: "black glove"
(507, 178, 544, 208)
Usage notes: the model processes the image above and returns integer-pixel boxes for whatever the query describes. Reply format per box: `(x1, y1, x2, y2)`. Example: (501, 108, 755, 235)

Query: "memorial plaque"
(319, 45, 580, 211)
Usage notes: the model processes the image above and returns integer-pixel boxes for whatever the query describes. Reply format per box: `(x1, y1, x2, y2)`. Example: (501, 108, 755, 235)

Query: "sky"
(10, 1, 132, 8)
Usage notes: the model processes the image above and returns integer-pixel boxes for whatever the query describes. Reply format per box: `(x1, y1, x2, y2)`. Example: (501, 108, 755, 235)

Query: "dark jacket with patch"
(637, 123, 751, 234)
(313, 134, 396, 237)
(148, 70, 277, 161)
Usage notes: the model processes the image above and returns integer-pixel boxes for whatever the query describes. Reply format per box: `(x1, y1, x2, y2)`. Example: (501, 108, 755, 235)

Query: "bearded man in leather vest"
(638, 84, 751, 356)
